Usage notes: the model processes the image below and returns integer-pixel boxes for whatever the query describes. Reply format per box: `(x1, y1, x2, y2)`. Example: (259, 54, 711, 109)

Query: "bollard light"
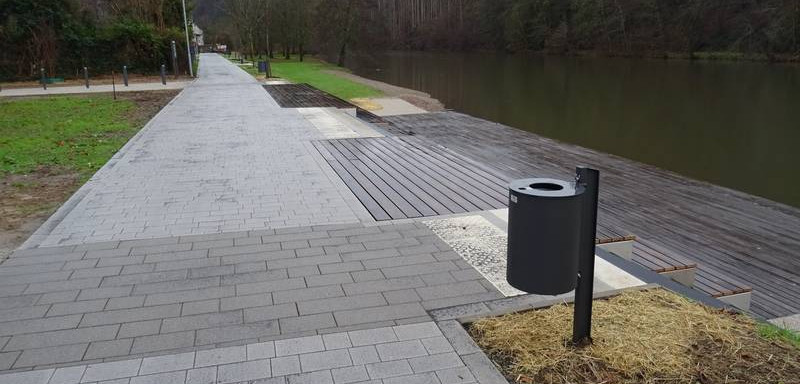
(83, 67, 89, 89)
(123, 65, 129, 87)
(160, 65, 167, 85)
(41, 68, 47, 90)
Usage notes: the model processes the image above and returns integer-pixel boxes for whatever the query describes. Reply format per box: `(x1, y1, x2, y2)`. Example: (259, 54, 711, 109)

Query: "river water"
(345, 51, 800, 208)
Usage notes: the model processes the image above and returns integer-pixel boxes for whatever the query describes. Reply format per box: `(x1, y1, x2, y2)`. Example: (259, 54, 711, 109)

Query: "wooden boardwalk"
(384, 112, 800, 320)
(313, 137, 508, 220)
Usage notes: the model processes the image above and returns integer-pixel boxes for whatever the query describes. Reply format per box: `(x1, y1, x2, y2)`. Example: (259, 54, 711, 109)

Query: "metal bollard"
(160, 65, 167, 85)
(171, 41, 179, 79)
(84, 67, 89, 88)
(41, 68, 47, 90)
(572, 167, 600, 346)
(123, 66, 129, 87)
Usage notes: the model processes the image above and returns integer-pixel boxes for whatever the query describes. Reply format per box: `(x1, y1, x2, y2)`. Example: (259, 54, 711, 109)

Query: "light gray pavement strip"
(0, 322, 499, 384)
(0, 82, 190, 97)
(27, 53, 370, 247)
(0, 222, 511, 372)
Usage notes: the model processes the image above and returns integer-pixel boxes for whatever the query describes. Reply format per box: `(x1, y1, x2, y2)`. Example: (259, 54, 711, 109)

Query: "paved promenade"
(0, 54, 643, 383)
(26, 54, 369, 248)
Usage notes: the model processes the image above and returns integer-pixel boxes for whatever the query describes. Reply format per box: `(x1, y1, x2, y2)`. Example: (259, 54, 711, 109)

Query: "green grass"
(0, 96, 137, 180)
(226, 54, 382, 100)
(758, 322, 800, 349)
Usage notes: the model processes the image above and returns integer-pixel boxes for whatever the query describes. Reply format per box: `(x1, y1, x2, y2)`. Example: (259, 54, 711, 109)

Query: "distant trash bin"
(258, 61, 269, 74)
(506, 178, 585, 295)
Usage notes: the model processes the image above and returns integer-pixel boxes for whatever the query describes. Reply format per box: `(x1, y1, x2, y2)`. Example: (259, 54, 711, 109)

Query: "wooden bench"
(631, 239, 697, 287)
(595, 224, 637, 260)
(694, 268, 753, 311)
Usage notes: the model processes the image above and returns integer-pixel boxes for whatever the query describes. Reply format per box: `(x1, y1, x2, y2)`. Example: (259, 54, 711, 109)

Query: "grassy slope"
(0, 96, 137, 180)
(227, 55, 382, 100)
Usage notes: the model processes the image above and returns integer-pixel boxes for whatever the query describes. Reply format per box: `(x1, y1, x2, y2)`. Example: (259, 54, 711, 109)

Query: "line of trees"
(204, 0, 799, 63)
(0, 0, 193, 81)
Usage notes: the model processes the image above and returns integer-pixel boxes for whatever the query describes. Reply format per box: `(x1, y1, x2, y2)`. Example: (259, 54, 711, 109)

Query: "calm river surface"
(346, 51, 800, 208)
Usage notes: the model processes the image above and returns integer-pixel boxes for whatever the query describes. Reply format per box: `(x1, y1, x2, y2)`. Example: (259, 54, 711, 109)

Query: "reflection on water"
(346, 51, 800, 208)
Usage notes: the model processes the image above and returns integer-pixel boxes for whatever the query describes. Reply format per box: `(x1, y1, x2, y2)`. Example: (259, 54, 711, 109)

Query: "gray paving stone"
(129, 371, 186, 384)
(274, 335, 324, 357)
(383, 372, 441, 384)
(376, 340, 428, 362)
(195, 345, 246, 368)
(195, 322, 280, 345)
(118, 320, 161, 339)
(393, 323, 443, 341)
(244, 304, 299, 322)
(82, 359, 142, 382)
(318, 262, 363, 275)
(103, 271, 187, 287)
(273, 286, 343, 304)
(334, 303, 427, 326)
(408, 352, 463, 373)
(296, 294, 386, 316)
(78, 287, 134, 301)
(342, 277, 426, 296)
(189, 265, 235, 279)
(217, 359, 271, 384)
(144, 287, 235, 307)
(50, 365, 86, 384)
(437, 321, 480, 356)
(298, 349, 351, 373)
(0, 351, 19, 370)
(0, 306, 48, 322)
(286, 369, 333, 384)
(271, 355, 301, 376)
(347, 346, 380, 366)
(434, 367, 475, 384)
(421, 337, 454, 355)
(5, 324, 119, 350)
(80, 305, 180, 327)
(267, 255, 342, 270)
(186, 367, 216, 384)
(236, 279, 306, 296)
(247, 341, 275, 360)
(287, 266, 320, 278)
(304, 273, 353, 288)
(221, 294, 272, 312)
(84, 339, 134, 360)
(279, 313, 336, 334)
(130, 331, 195, 354)
(47, 299, 107, 317)
(459, 353, 506, 384)
(331, 365, 369, 384)
(0, 369, 54, 384)
(365, 360, 413, 379)
(139, 352, 195, 375)
(25, 278, 102, 295)
(161, 311, 242, 333)
(415, 282, 487, 301)
(382, 289, 422, 305)
(181, 299, 220, 316)
(348, 327, 397, 347)
(321, 333, 351, 350)
(38, 291, 79, 306)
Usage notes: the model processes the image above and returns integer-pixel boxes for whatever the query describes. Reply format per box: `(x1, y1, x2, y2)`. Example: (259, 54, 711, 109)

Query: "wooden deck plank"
(319, 141, 405, 220)
(384, 111, 800, 319)
(355, 139, 471, 214)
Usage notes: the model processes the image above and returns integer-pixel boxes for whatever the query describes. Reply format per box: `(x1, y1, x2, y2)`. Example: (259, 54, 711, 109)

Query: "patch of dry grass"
(469, 289, 800, 384)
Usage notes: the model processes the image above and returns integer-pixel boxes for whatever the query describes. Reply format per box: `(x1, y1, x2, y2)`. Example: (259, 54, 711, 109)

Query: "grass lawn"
(0, 92, 177, 257)
(0, 96, 138, 181)
(226, 54, 382, 100)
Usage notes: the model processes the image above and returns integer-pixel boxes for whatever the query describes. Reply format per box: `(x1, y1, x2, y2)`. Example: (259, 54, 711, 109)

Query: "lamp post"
(181, 0, 194, 78)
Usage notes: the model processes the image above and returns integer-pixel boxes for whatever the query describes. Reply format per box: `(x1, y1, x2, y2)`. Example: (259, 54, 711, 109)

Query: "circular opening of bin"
(529, 182, 564, 191)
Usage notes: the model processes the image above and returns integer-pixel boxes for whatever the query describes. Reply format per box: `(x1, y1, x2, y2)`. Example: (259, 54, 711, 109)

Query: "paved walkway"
(0, 54, 645, 383)
(25, 54, 369, 248)
(0, 82, 190, 97)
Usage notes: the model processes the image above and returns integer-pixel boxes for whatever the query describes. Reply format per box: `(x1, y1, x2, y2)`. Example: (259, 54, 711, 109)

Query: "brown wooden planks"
(314, 137, 509, 221)
(385, 111, 800, 319)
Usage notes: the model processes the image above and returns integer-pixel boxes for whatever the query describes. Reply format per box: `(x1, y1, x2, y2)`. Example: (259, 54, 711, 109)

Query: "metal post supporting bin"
(506, 167, 600, 345)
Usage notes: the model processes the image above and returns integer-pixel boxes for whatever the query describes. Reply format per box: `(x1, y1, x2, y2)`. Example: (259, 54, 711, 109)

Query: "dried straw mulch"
(469, 289, 800, 384)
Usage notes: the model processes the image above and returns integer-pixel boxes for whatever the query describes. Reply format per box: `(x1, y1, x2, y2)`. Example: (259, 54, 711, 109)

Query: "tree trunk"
(337, 41, 347, 67)
(299, 44, 305, 61)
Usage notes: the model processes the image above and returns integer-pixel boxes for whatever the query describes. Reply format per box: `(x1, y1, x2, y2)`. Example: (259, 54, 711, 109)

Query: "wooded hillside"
(201, 0, 799, 62)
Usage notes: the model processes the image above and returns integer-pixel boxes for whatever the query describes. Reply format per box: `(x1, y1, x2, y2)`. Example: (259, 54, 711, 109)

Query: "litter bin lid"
(509, 178, 584, 198)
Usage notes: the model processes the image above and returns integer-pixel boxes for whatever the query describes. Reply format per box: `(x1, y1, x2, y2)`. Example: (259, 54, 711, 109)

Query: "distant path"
(0, 82, 190, 97)
(26, 54, 369, 247)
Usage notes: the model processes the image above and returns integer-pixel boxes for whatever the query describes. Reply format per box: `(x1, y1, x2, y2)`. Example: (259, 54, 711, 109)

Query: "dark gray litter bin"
(507, 178, 585, 295)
